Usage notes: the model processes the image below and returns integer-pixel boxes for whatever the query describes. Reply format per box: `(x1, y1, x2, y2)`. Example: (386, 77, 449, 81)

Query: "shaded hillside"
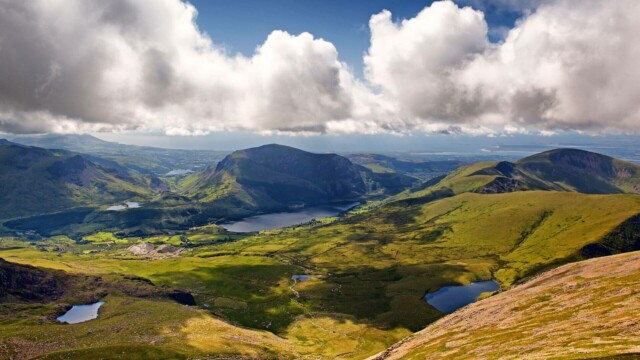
(7, 134, 227, 175)
(0, 258, 194, 306)
(181, 144, 418, 213)
(393, 148, 640, 204)
(0, 141, 158, 219)
(370, 251, 640, 359)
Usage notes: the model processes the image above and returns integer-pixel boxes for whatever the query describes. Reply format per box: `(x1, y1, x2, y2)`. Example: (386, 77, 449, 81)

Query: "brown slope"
(370, 251, 640, 360)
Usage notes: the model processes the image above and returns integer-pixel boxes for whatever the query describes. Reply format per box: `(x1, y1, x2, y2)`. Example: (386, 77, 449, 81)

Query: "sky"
(187, 0, 525, 77)
(0, 0, 639, 151)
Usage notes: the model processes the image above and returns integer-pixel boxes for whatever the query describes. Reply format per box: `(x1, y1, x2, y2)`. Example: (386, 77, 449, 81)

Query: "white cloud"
(0, 0, 639, 136)
(0, 0, 369, 135)
(365, 0, 640, 133)
(365, 1, 489, 122)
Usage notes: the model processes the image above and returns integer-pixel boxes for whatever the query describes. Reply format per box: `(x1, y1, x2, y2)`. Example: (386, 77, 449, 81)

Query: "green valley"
(2, 145, 640, 359)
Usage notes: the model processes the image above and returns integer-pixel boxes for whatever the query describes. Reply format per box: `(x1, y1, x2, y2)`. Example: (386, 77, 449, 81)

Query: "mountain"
(370, 250, 640, 359)
(0, 140, 158, 219)
(345, 153, 462, 180)
(180, 144, 418, 213)
(394, 148, 640, 204)
(7, 134, 227, 175)
(516, 148, 640, 193)
(6, 133, 112, 151)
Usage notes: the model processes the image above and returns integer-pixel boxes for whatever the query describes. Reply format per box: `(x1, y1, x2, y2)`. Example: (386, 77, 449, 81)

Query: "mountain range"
(2, 141, 640, 358)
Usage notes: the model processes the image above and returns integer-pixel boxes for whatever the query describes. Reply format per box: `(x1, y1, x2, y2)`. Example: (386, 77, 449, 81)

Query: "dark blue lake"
(425, 280, 500, 313)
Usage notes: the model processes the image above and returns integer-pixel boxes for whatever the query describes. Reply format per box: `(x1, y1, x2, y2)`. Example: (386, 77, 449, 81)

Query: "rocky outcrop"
(127, 242, 155, 256)
(0, 258, 195, 307)
(0, 259, 64, 302)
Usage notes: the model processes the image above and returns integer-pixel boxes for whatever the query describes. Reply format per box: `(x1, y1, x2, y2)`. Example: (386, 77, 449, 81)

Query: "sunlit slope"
(370, 251, 640, 360)
(0, 296, 294, 359)
(393, 148, 640, 203)
(0, 257, 295, 359)
(208, 191, 640, 331)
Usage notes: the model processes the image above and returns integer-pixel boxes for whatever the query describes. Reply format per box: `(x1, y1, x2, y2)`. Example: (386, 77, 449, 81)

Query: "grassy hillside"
(393, 148, 640, 204)
(3, 147, 640, 358)
(2, 189, 640, 358)
(181, 144, 418, 212)
(0, 259, 294, 359)
(0, 141, 157, 219)
(200, 191, 640, 332)
(370, 251, 640, 359)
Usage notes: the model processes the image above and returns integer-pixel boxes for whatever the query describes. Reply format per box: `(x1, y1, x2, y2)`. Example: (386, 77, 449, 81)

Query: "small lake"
(425, 280, 500, 313)
(107, 202, 141, 211)
(292, 274, 320, 282)
(166, 169, 194, 176)
(57, 301, 105, 324)
(221, 203, 358, 233)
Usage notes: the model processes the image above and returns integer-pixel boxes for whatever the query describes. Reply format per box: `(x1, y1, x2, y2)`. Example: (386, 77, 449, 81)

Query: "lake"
(57, 301, 105, 324)
(166, 169, 194, 176)
(221, 202, 359, 233)
(107, 202, 141, 211)
(291, 274, 320, 282)
(425, 280, 500, 313)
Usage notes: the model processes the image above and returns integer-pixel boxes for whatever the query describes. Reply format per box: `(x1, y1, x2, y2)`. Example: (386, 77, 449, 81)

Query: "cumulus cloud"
(0, 0, 378, 135)
(365, 0, 640, 133)
(0, 0, 639, 135)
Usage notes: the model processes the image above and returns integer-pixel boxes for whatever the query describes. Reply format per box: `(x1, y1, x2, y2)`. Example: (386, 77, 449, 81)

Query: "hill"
(194, 190, 640, 335)
(180, 144, 418, 213)
(394, 148, 640, 203)
(0, 141, 158, 219)
(345, 153, 462, 180)
(7, 134, 227, 175)
(370, 250, 640, 359)
(0, 258, 294, 359)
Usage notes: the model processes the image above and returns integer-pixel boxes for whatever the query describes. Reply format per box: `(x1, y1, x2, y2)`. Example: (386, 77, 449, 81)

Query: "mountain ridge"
(181, 143, 418, 213)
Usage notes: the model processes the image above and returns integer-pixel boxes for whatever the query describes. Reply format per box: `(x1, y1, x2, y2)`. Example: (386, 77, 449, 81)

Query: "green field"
(3, 189, 640, 358)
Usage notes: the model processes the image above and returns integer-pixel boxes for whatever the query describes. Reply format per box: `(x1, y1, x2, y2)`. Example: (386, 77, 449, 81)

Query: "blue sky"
(190, 0, 523, 76)
(2, 0, 639, 152)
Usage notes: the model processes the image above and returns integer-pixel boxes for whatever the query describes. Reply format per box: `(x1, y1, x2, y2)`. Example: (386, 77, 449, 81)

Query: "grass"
(377, 251, 640, 359)
(0, 294, 294, 359)
(2, 190, 640, 358)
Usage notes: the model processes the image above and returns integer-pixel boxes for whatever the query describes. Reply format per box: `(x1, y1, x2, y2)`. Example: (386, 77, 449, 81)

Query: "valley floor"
(2, 190, 640, 359)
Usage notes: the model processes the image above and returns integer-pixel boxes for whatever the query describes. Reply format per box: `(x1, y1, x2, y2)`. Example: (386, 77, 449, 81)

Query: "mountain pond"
(221, 202, 359, 232)
(57, 301, 105, 324)
(425, 280, 500, 313)
(107, 202, 141, 211)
